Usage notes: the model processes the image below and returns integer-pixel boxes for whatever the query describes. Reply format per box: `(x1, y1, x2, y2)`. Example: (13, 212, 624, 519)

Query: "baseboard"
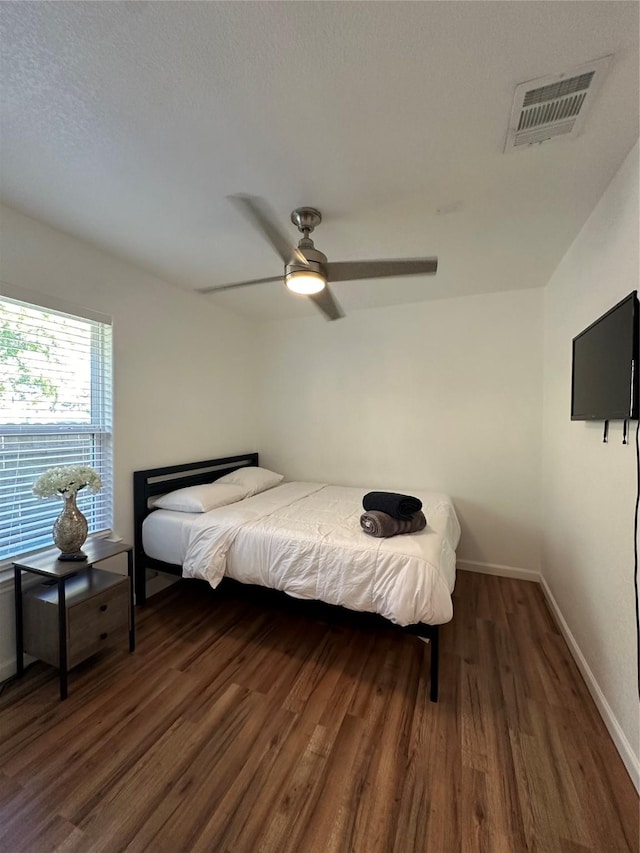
(0, 656, 36, 684)
(0, 579, 16, 683)
(0, 658, 16, 683)
(457, 559, 541, 583)
(540, 576, 640, 794)
(0, 573, 39, 685)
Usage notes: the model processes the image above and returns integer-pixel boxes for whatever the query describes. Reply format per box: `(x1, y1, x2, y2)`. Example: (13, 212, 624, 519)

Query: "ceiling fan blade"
(326, 257, 438, 283)
(229, 194, 309, 268)
(308, 285, 344, 321)
(197, 275, 282, 294)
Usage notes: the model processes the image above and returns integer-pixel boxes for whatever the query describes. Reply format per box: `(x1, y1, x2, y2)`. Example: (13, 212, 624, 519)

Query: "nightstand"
(13, 539, 135, 699)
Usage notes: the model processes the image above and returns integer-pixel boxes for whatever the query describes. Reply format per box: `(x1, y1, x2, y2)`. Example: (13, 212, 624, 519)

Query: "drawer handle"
(100, 632, 108, 640)
(100, 604, 108, 612)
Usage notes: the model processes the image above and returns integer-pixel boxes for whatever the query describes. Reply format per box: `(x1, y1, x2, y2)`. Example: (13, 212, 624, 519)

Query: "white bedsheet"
(142, 482, 460, 626)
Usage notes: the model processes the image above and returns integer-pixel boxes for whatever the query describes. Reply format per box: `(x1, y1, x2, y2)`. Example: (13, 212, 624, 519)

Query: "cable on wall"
(634, 420, 640, 699)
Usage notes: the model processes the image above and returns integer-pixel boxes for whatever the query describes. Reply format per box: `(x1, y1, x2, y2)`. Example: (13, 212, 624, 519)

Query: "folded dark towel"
(360, 510, 427, 538)
(362, 491, 423, 520)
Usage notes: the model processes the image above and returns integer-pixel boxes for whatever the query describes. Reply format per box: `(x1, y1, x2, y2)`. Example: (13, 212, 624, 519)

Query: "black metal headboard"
(132, 452, 258, 604)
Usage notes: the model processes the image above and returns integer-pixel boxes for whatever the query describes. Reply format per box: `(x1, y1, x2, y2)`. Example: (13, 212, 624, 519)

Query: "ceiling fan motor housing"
(286, 244, 327, 278)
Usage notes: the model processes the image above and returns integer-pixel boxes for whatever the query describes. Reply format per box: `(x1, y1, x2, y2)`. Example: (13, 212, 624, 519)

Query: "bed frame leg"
(134, 559, 147, 606)
(429, 625, 439, 703)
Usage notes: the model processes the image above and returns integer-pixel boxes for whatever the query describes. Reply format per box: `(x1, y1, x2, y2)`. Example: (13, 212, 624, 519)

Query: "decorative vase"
(53, 492, 89, 561)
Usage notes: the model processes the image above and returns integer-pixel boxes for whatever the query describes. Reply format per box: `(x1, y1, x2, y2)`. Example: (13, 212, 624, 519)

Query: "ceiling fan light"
(285, 270, 326, 295)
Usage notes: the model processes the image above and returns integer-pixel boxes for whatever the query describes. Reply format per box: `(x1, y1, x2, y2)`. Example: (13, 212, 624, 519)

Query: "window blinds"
(0, 295, 113, 561)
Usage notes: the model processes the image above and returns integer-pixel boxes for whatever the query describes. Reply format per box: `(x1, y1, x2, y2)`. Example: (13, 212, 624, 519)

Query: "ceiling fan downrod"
(291, 206, 322, 236)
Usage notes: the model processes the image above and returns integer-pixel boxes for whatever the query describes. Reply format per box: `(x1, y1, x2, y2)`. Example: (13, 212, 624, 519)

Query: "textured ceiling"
(0, 1, 638, 321)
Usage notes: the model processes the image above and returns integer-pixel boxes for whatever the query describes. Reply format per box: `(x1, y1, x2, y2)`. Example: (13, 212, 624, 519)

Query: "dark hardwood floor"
(0, 570, 638, 853)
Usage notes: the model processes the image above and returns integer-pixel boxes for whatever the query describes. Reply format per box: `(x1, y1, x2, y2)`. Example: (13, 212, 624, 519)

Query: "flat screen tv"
(571, 291, 639, 421)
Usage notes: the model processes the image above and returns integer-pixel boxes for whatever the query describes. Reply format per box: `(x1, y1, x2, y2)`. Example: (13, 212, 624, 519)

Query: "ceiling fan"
(198, 195, 438, 320)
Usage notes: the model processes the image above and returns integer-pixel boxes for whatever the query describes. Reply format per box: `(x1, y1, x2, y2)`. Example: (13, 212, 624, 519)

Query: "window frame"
(0, 287, 114, 570)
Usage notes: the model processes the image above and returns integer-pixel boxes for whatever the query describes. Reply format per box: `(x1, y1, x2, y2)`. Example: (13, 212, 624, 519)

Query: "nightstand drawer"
(23, 569, 130, 669)
(67, 583, 129, 668)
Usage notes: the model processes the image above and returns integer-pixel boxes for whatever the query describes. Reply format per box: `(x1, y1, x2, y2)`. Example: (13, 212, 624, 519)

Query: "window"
(0, 294, 113, 562)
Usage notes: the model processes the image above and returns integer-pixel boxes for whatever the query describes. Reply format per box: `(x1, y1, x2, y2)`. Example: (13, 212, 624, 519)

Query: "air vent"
(504, 56, 612, 151)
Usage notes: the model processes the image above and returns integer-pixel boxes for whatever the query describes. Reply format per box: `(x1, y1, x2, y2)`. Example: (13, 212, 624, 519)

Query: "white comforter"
(145, 482, 460, 626)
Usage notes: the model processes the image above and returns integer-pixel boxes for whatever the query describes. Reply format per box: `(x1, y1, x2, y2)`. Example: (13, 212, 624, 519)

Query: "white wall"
(0, 203, 259, 677)
(541, 141, 640, 783)
(257, 288, 544, 574)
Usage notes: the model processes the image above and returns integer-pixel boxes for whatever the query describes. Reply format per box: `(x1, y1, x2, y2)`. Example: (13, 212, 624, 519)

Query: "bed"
(133, 453, 460, 701)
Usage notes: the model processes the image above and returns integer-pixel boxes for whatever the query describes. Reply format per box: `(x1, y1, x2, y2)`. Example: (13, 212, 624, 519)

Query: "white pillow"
(215, 465, 284, 497)
(153, 482, 248, 513)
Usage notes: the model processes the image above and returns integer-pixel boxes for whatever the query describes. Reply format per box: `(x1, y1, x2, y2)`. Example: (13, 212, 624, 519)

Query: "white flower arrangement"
(33, 464, 102, 499)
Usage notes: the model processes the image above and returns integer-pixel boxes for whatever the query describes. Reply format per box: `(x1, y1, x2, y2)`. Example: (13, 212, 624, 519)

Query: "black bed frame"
(132, 452, 441, 701)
